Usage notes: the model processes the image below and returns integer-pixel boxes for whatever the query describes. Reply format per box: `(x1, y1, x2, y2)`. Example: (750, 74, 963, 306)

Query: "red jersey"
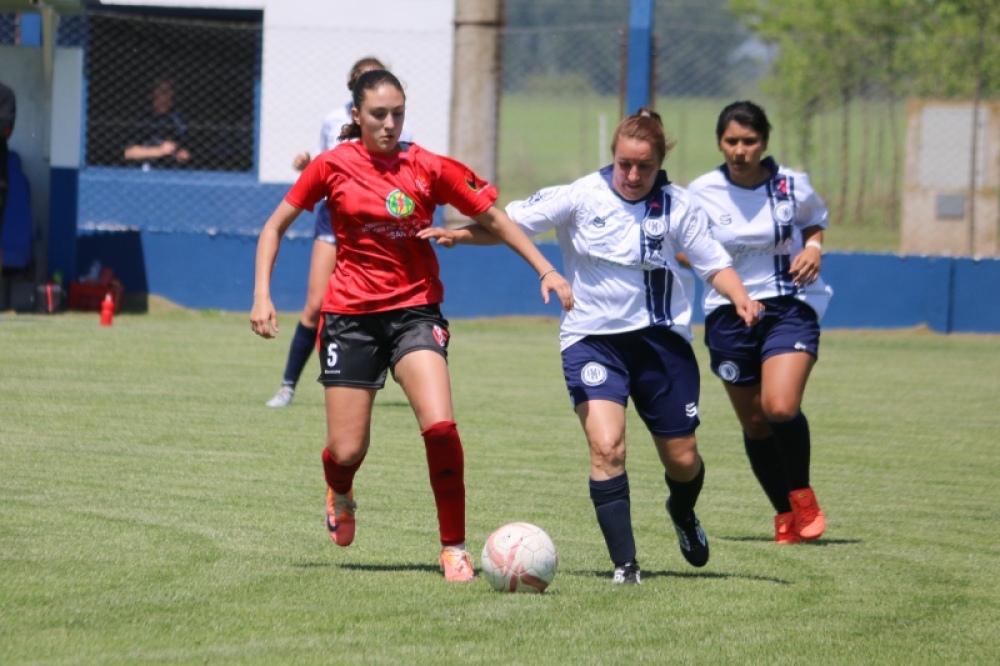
(285, 141, 498, 314)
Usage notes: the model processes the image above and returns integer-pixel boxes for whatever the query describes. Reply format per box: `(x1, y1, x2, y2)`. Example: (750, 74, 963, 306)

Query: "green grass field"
(2, 310, 999, 664)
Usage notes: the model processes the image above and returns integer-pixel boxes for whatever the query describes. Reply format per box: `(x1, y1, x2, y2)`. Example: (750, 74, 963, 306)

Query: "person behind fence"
(419, 110, 764, 584)
(0, 78, 14, 277)
(123, 77, 191, 170)
(249, 69, 573, 582)
(265, 56, 414, 408)
(687, 100, 832, 544)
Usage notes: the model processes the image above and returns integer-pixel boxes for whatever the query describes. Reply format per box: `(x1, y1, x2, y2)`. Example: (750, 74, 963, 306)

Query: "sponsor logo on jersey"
(590, 216, 606, 227)
(775, 176, 789, 196)
(718, 361, 740, 382)
(464, 169, 487, 192)
(719, 213, 733, 225)
(581, 362, 608, 387)
(685, 402, 698, 418)
(527, 189, 554, 205)
(433, 325, 449, 347)
(385, 189, 416, 218)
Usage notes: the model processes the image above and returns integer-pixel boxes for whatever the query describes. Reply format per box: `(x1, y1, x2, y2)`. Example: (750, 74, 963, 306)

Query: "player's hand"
(790, 245, 821, 286)
(250, 298, 280, 339)
(417, 227, 459, 248)
(734, 298, 765, 327)
(292, 152, 311, 171)
(541, 271, 574, 312)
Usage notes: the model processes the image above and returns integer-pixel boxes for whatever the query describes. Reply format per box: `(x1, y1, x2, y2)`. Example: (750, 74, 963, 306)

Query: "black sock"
(769, 412, 811, 491)
(744, 433, 792, 513)
(665, 460, 705, 523)
(282, 323, 317, 388)
(589, 473, 636, 567)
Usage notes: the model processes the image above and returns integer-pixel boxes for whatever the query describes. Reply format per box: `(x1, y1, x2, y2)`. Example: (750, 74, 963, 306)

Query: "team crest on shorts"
(432, 325, 449, 347)
(718, 361, 740, 382)
(581, 362, 608, 386)
(385, 189, 416, 218)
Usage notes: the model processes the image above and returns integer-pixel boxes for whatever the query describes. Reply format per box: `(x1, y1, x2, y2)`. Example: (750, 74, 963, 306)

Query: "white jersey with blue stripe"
(688, 157, 833, 320)
(506, 167, 732, 350)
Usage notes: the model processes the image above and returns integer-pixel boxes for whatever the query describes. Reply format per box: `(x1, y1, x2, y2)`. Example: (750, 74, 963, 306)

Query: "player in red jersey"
(250, 69, 573, 582)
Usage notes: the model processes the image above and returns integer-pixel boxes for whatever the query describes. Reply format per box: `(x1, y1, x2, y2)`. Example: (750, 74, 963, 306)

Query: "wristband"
(538, 269, 557, 281)
(805, 240, 823, 252)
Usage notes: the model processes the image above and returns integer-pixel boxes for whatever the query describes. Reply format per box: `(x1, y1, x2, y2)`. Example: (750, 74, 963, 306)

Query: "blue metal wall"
(75, 229, 1000, 333)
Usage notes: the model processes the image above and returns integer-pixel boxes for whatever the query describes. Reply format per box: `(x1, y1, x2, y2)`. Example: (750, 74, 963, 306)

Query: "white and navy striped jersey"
(688, 157, 833, 320)
(506, 167, 732, 350)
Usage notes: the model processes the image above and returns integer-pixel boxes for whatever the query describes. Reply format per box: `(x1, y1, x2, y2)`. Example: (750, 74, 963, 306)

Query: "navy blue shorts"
(562, 327, 701, 438)
(317, 305, 449, 388)
(314, 204, 335, 245)
(704, 296, 820, 386)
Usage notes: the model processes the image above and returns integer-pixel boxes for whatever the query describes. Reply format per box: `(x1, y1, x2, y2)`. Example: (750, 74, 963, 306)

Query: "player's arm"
(706, 267, 763, 327)
(418, 223, 499, 247)
(471, 206, 573, 311)
(790, 225, 824, 286)
(251, 200, 302, 338)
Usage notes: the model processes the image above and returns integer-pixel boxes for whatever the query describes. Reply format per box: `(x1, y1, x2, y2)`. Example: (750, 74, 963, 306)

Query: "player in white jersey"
(420, 112, 764, 583)
(688, 100, 831, 544)
(265, 57, 413, 408)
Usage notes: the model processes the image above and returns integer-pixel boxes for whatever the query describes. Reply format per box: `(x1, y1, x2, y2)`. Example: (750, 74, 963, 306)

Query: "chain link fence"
(498, 1, 999, 254)
(2, 4, 996, 254)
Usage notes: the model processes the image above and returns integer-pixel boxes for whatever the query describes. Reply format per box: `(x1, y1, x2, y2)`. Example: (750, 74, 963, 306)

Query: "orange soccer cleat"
(439, 546, 475, 582)
(789, 487, 825, 540)
(774, 511, 802, 544)
(325, 487, 357, 547)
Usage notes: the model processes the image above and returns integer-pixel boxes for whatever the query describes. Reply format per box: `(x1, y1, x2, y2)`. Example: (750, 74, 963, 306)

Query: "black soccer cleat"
(667, 497, 709, 568)
(613, 560, 642, 585)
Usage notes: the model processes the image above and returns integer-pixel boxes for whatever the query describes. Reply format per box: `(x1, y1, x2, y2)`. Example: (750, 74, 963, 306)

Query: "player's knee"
(588, 436, 625, 470)
(324, 442, 365, 467)
(762, 401, 802, 423)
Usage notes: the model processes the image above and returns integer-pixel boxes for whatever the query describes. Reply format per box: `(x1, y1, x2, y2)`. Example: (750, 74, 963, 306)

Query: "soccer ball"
(481, 522, 558, 593)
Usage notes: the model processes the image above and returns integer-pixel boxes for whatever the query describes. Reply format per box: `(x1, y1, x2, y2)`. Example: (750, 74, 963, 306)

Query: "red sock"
(321, 447, 364, 495)
(422, 420, 465, 547)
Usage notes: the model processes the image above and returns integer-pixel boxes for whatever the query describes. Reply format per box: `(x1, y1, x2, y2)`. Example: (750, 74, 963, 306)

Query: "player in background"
(687, 100, 832, 544)
(265, 56, 413, 408)
(250, 69, 573, 582)
(420, 111, 763, 584)
(0, 79, 15, 277)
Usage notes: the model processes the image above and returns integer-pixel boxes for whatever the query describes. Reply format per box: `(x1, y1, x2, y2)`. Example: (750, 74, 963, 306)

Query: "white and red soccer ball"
(481, 522, 558, 593)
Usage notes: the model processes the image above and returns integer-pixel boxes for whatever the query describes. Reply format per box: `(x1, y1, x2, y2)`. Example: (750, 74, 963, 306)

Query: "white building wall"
(260, 0, 455, 183)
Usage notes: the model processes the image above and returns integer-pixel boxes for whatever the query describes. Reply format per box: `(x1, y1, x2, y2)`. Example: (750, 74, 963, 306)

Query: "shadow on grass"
(293, 561, 444, 574)
(721, 534, 863, 546)
(572, 568, 792, 585)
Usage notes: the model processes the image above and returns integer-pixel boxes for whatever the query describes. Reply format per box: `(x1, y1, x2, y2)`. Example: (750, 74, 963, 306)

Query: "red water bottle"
(100, 292, 115, 326)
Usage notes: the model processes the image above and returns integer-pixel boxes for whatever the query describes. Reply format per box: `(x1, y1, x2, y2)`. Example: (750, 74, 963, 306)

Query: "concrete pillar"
(448, 0, 504, 225)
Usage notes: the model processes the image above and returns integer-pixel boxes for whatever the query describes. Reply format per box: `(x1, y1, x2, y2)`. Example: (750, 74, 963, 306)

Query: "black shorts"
(704, 296, 820, 386)
(317, 305, 450, 388)
(562, 327, 701, 438)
